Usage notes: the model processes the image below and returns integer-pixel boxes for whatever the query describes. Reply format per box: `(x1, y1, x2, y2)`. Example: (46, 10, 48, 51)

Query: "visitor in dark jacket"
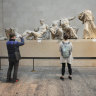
(6, 33, 24, 83)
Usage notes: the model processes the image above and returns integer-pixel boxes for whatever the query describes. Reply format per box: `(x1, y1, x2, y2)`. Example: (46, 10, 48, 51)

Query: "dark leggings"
(62, 63, 72, 76)
(7, 60, 19, 80)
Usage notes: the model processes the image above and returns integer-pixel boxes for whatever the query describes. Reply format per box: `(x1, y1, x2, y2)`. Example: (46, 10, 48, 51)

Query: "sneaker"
(68, 76, 72, 80)
(60, 76, 64, 81)
(12, 79, 19, 83)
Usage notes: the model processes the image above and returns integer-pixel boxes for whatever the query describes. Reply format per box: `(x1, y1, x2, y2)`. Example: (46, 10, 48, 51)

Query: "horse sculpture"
(78, 10, 96, 39)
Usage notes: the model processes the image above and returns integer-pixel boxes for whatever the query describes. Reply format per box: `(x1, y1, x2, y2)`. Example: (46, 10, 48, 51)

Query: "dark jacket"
(6, 38, 24, 61)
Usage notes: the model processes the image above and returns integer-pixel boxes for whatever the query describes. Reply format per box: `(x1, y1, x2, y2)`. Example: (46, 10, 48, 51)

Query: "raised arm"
(17, 37, 24, 46)
(68, 16, 76, 21)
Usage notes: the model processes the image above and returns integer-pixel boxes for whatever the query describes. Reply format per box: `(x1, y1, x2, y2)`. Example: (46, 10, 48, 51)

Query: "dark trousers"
(61, 63, 72, 76)
(7, 60, 19, 80)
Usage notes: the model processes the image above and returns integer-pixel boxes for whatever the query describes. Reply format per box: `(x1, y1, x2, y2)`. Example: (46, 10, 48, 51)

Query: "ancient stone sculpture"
(4, 17, 79, 40)
(49, 21, 63, 39)
(5, 28, 21, 39)
(22, 19, 49, 40)
(5, 28, 15, 39)
(78, 10, 96, 39)
(49, 17, 78, 39)
(60, 17, 78, 39)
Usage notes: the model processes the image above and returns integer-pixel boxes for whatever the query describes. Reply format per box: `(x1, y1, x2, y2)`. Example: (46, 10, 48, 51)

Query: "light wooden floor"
(0, 66, 96, 96)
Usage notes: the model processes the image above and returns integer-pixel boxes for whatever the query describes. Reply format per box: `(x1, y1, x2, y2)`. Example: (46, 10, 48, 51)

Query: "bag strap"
(13, 41, 17, 51)
(13, 41, 15, 48)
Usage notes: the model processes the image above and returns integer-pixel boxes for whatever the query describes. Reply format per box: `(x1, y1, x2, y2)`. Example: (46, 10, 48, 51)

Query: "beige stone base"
(0, 39, 96, 66)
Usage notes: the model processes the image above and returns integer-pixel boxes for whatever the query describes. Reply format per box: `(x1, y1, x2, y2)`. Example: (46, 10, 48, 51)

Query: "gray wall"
(1, 0, 96, 38)
(0, 0, 3, 35)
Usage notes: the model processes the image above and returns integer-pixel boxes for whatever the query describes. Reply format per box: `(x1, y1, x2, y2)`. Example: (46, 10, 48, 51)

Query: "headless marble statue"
(5, 28, 21, 39)
(49, 21, 63, 39)
(22, 19, 49, 40)
(60, 17, 78, 39)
